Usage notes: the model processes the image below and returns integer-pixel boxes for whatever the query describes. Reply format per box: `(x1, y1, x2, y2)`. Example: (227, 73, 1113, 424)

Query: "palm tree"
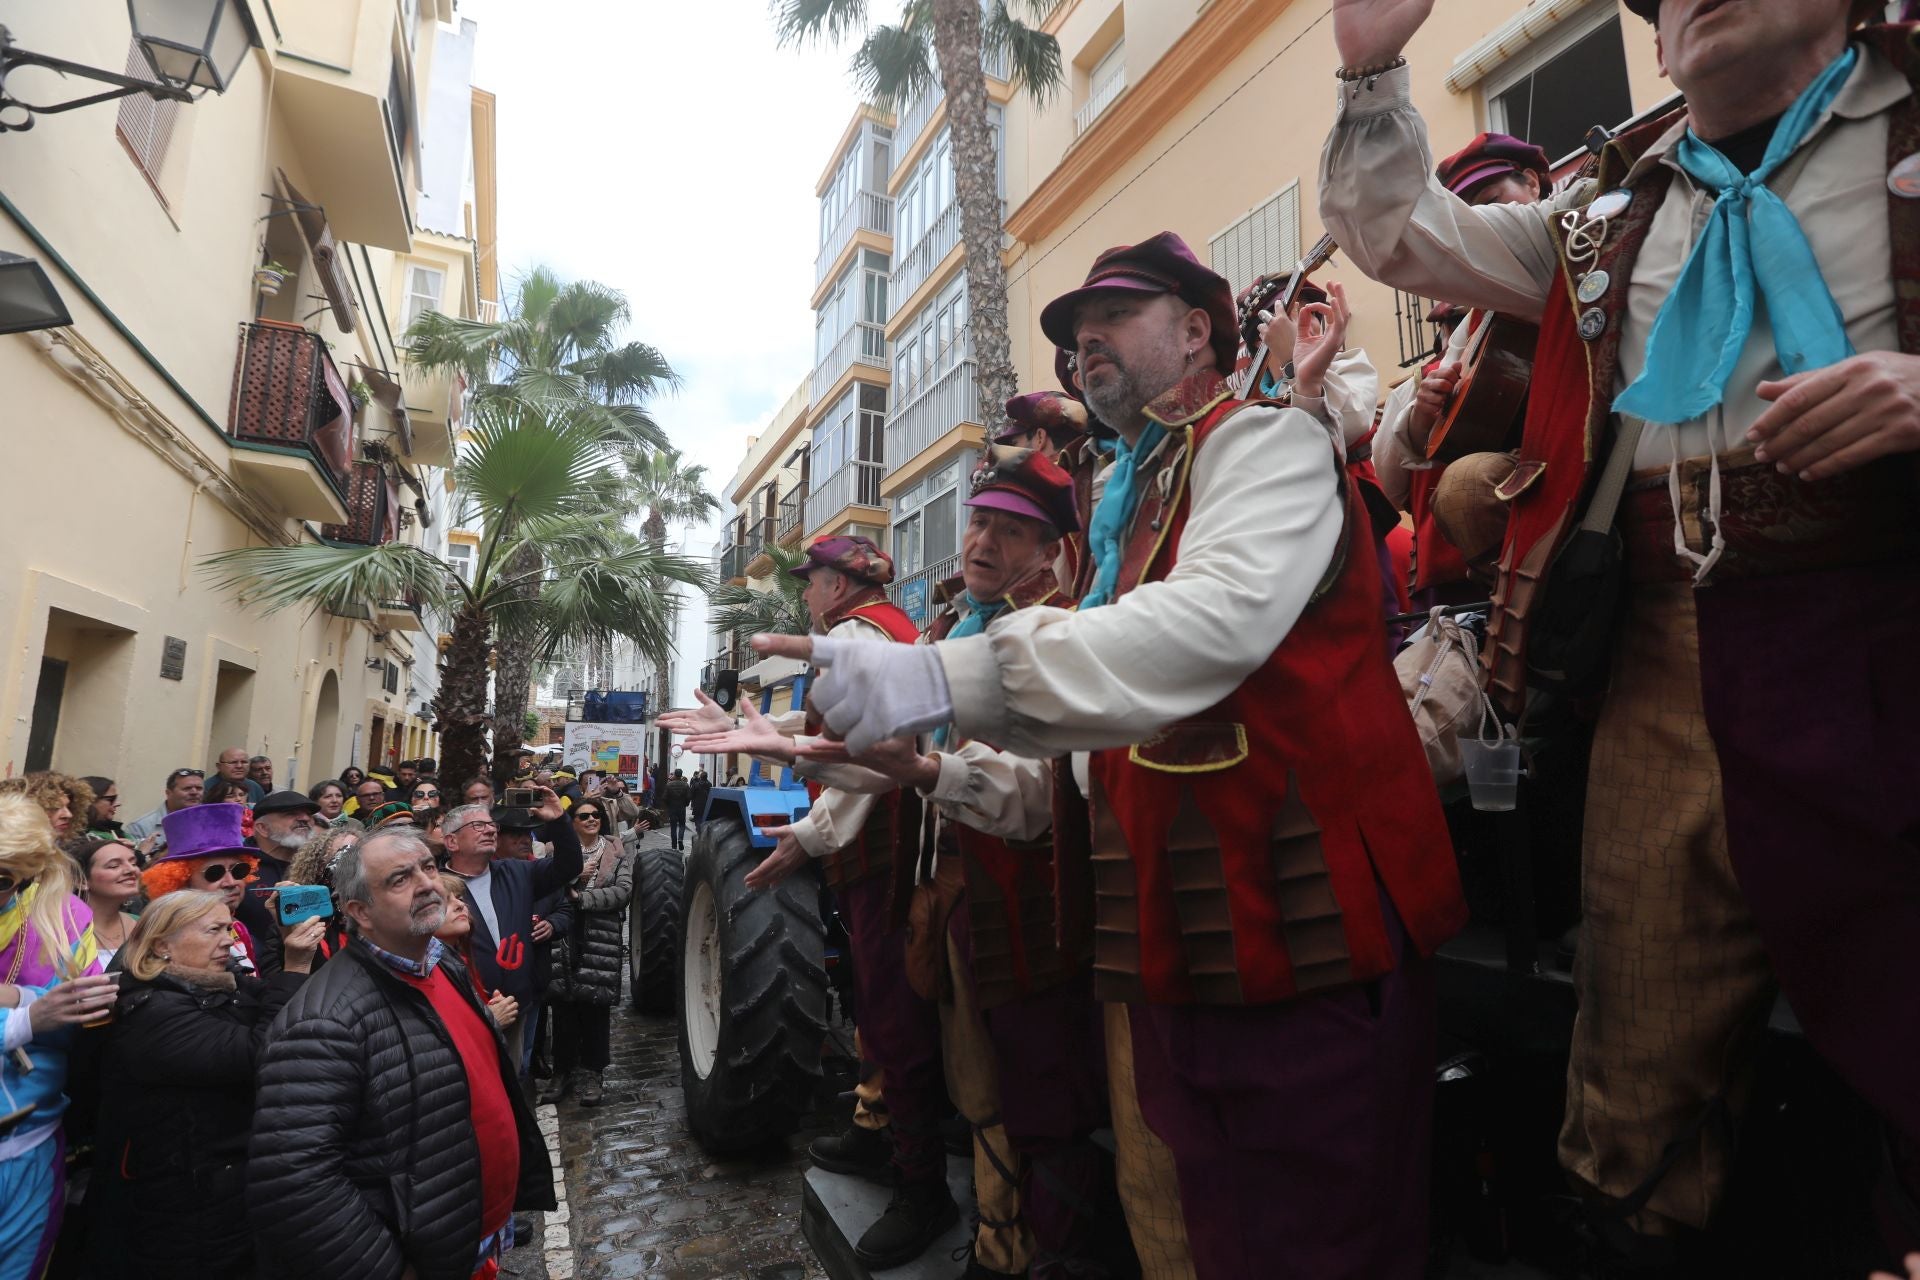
(406, 267, 702, 779)
(775, 0, 1063, 413)
(623, 447, 725, 721)
(204, 400, 712, 790)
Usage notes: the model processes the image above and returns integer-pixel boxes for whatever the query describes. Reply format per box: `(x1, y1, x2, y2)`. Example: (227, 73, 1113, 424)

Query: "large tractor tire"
(627, 844, 683, 1014)
(677, 816, 830, 1153)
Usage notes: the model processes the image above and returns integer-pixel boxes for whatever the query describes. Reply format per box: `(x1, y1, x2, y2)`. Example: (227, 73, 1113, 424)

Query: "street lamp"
(128, 0, 254, 94)
(0, 0, 257, 134)
(0, 250, 72, 336)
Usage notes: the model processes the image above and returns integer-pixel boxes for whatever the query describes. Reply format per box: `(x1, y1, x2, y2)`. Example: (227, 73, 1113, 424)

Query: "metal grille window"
(1392, 288, 1448, 371)
(1208, 182, 1301, 294)
(115, 40, 180, 182)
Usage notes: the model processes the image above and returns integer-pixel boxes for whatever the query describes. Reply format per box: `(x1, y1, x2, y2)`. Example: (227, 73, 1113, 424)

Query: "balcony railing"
(227, 320, 354, 496)
(720, 543, 746, 582)
(805, 459, 885, 533)
(890, 552, 964, 627)
(321, 460, 399, 544)
(813, 320, 890, 395)
(778, 488, 807, 543)
(817, 189, 895, 285)
(744, 515, 776, 568)
(1075, 69, 1128, 137)
(894, 43, 1011, 156)
(887, 358, 980, 475)
(892, 204, 961, 308)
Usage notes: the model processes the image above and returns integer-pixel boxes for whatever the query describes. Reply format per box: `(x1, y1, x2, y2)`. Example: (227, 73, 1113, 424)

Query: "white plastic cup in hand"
(1459, 739, 1521, 812)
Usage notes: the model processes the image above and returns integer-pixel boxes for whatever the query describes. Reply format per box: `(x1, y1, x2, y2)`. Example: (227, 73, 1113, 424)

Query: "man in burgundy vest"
(758, 232, 1469, 1278)
(993, 390, 1096, 593)
(707, 451, 1109, 1277)
(1325, 0, 1920, 1267)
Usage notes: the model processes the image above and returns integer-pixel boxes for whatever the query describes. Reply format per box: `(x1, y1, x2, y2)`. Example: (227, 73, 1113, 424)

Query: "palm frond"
(706, 545, 810, 636)
(546, 281, 630, 364)
(200, 541, 456, 616)
(773, 0, 869, 47)
(586, 341, 680, 401)
(402, 310, 499, 384)
(984, 4, 1064, 103)
(456, 400, 610, 538)
(855, 22, 936, 110)
(505, 366, 593, 406)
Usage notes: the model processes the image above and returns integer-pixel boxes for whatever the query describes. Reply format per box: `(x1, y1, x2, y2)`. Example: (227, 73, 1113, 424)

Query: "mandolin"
(1423, 310, 1537, 463)
(1233, 233, 1339, 398)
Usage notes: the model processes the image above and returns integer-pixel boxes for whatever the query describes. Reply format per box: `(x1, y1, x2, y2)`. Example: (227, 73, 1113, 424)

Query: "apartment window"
(115, 40, 180, 186)
(1484, 10, 1631, 163)
(892, 460, 963, 578)
(1208, 182, 1302, 294)
(404, 265, 445, 331)
(387, 57, 413, 158)
(383, 661, 401, 695)
(1076, 38, 1127, 136)
(448, 542, 473, 583)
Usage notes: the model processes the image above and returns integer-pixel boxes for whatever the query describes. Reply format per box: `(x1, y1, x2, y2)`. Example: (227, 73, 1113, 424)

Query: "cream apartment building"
(0, 0, 496, 807)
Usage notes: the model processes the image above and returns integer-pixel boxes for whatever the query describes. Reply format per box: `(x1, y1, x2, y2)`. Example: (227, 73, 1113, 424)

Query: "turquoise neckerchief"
(1079, 423, 1167, 610)
(932, 589, 1012, 748)
(1612, 46, 1858, 427)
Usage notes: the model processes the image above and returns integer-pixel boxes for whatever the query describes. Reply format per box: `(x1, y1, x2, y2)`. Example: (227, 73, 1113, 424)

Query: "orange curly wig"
(141, 853, 259, 901)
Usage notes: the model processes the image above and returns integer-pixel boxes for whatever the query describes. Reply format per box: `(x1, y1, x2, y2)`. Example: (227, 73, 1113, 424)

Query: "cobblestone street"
(512, 828, 845, 1280)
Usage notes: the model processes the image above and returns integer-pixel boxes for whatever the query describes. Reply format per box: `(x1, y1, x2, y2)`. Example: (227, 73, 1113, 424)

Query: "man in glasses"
(125, 767, 207, 856)
(214, 747, 266, 806)
(443, 789, 581, 1077)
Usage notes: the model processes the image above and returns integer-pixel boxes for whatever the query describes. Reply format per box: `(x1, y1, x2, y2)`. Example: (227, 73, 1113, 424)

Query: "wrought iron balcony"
(804, 460, 885, 535)
(226, 320, 355, 521)
(778, 487, 807, 544)
(719, 543, 747, 584)
(892, 204, 960, 309)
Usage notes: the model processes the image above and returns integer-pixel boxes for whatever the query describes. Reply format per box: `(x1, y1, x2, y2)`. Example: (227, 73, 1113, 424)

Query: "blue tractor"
(675, 669, 836, 1152)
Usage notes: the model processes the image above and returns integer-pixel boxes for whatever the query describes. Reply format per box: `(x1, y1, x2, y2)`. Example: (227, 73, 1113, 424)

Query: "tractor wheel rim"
(684, 880, 720, 1079)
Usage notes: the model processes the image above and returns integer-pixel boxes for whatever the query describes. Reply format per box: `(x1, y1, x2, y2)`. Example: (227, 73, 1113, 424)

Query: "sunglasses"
(0, 870, 25, 894)
(414, 789, 440, 798)
(198, 862, 252, 884)
(573, 812, 603, 823)
(169, 769, 205, 783)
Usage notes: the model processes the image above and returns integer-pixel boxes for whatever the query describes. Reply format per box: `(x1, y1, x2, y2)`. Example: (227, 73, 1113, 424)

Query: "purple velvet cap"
(1039, 231, 1238, 374)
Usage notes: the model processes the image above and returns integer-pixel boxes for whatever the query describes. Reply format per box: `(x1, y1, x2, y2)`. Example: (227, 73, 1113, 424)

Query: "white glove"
(808, 636, 955, 755)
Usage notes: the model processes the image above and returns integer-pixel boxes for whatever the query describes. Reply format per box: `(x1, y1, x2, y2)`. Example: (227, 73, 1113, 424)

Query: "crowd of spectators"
(0, 749, 653, 1278)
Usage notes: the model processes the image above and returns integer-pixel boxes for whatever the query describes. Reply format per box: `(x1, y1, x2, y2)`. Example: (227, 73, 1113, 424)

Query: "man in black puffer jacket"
(247, 830, 556, 1280)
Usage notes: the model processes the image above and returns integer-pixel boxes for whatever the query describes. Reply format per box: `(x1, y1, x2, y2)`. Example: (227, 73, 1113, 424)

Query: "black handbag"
(1525, 416, 1645, 698)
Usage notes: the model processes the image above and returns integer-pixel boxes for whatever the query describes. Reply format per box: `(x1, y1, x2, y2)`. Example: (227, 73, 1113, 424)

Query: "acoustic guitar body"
(1426, 311, 1539, 464)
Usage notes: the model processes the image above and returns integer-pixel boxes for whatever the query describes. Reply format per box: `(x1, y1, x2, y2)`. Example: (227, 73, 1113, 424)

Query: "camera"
(505, 787, 537, 807)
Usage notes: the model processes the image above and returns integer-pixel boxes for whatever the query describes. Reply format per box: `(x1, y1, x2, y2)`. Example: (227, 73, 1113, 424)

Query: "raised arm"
(1319, 1, 1558, 318)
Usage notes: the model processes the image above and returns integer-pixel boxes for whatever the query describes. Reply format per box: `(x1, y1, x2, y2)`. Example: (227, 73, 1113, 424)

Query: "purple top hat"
(157, 803, 256, 863)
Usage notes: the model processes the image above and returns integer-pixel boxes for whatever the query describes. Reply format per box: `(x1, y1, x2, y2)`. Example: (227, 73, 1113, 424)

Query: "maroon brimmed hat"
(788, 534, 894, 587)
(966, 446, 1080, 535)
(1039, 231, 1238, 374)
(992, 390, 1089, 446)
(1436, 132, 1551, 199)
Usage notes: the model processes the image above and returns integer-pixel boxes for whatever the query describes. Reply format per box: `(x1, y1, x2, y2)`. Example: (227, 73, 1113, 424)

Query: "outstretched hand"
(1332, 0, 1435, 69)
(656, 688, 735, 738)
(681, 696, 792, 762)
(1870, 1253, 1920, 1280)
(797, 736, 939, 791)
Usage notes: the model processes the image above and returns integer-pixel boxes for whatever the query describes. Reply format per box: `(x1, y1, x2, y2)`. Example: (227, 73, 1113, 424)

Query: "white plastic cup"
(1459, 739, 1521, 812)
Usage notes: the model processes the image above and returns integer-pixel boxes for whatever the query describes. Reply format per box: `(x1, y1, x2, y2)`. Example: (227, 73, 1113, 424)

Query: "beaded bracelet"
(1335, 56, 1407, 82)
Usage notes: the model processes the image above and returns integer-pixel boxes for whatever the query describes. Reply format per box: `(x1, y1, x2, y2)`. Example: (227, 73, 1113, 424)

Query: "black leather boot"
(855, 1174, 959, 1269)
(807, 1123, 893, 1183)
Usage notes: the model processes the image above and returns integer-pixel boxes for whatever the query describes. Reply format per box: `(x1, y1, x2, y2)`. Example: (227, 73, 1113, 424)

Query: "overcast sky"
(462, 0, 870, 699)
